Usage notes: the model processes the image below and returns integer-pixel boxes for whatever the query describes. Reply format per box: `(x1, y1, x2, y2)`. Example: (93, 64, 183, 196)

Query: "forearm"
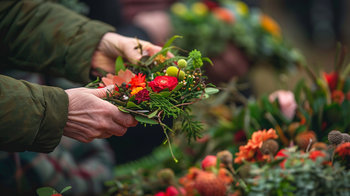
(0, 74, 68, 152)
(0, 0, 115, 84)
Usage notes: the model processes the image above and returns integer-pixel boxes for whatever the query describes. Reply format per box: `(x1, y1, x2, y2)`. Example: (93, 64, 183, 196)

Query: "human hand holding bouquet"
(87, 36, 219, 161)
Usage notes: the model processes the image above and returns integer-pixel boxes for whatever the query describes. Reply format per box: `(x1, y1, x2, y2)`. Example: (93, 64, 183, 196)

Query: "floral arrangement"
(105, 128, 350, 195)
(87, 36, 218, 161)
(188, 46, 350, 152)
(169, 0, 304, 70)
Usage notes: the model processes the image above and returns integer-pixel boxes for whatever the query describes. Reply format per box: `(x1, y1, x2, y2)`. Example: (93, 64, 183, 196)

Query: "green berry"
(178, 70, 186, 80)
(177, 59, 187, 68)
(166, 66, 179, 77)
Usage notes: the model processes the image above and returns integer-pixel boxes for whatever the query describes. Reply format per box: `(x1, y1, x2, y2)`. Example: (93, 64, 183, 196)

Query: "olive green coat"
(0, 0, 115, 152)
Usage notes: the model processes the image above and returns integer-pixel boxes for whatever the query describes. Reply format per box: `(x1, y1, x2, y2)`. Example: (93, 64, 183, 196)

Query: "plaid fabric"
(0, 137, 115, 195)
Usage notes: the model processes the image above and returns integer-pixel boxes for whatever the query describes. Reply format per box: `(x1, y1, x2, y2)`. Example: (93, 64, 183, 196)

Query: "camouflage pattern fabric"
(0, 137, 115, 195)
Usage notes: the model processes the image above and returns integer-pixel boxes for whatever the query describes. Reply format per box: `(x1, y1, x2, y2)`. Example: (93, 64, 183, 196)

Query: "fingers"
(88, 85, 115, 98)
(110, 108, 138, 128)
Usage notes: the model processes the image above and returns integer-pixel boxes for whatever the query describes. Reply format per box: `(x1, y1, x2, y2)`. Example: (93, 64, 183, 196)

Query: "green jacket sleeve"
(0, 0, 115, 152)
(0, 75, 68, 152)
(0, 0, 115, 84)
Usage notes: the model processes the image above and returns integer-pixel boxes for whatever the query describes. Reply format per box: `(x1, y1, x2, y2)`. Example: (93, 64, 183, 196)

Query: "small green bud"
(177, 59, 187, 68)
(178, 70, 186, 80)
(166, 66, 179, 77)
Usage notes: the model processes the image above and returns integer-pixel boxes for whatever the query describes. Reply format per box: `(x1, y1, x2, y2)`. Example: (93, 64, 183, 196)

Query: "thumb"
(88, 85, 115, 98)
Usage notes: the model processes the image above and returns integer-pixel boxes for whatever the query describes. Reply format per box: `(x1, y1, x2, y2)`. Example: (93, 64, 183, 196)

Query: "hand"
(133, 11, 172, 45)
(91, 33, 173, 74)
(63, 86, 138, 143)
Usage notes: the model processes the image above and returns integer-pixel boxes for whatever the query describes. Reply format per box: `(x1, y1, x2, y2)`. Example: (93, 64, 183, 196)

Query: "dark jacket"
(0, 0, 115, 153)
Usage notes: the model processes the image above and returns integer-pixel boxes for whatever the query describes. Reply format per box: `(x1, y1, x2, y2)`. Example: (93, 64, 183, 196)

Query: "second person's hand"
(91, 32, 174, 74)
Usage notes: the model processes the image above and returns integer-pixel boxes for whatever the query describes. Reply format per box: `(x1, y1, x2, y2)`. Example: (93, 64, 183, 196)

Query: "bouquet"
(170, 0, 304, 70)
(87, 36, 219, 161)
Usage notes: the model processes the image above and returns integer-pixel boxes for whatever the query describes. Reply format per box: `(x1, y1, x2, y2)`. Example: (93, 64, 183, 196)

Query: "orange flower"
(101, 69, 135, 87)
(218, 168, 234, 184)
(331, 90, 345, 104)
(234, 129, 278, 164)
(234, 145, 256, 164)
(250, 129, 278, 148)
(129, 73, 146, 89)
(213, 7, 235, 23)
(260, 14, 281, 37)
(154, 54, 168, 64)
(130, 87, 144, 95)
(335, 142, 350, 158)
(179, 167, 201, 196)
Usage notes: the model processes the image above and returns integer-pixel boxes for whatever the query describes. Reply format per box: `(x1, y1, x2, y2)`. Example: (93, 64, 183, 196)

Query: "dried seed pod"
(328, 130, 343, 145)
(295, 131, 317, 151)
(260, 139, 279, 155)
(342, 133, 350, 143)
(216, 150, 233, 166)
(157, 168, 175, 184)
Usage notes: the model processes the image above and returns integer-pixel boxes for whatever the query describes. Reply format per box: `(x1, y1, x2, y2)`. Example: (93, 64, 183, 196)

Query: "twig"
(158, 117, 178, 163)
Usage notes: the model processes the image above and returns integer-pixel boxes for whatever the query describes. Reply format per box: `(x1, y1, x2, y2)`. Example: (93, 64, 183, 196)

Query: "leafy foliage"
(170, 0, 305, 70)
(246, 149, 350, 196)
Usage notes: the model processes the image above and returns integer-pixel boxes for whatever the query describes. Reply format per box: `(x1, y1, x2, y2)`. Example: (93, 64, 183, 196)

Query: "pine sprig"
(149, 93, 182, 118)
(181, 111, 203, 143)
(113, 146, 179, 177)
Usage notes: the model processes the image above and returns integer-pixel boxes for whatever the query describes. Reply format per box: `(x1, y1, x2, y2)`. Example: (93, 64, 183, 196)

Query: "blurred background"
(3, 0, 350, 195)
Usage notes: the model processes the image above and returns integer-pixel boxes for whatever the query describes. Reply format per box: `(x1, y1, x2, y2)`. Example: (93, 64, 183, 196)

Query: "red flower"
(346, 91, 350, 101)
(129, 73, 146, 89)
(149, 76, 178, 92)
(135, 89, 150, 103)
(165, 186, 186, 196)
(331, 90, 345, 104)
(154, 192, 166, 196)
(201, 155, 217, 171)
(203, 0, 219, 10)
(309, 150, 326, 161)
(275, 149, 288, 169)
(335, 142, 350, 159)
(233, 130, 247, 144)
(323, 71, 338, 91)
(51, 194, 62, 196)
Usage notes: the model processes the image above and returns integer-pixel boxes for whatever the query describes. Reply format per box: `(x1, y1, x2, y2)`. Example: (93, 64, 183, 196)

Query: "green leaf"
(36, 187, 57, 196)
(60, 186, 72, 194)
(115, 56, 126, 74)
(202, 57, 213, 65)
(147, 110, 159, 118)
(135, 115, 159, 125)
(163, 35, 182, 49)
(126, 101, 143, 110)
(159, 91, 171, 97)
(117, 106, 130, 113)
(172, 83, 184, 92)
(204, 87, 219, 95)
